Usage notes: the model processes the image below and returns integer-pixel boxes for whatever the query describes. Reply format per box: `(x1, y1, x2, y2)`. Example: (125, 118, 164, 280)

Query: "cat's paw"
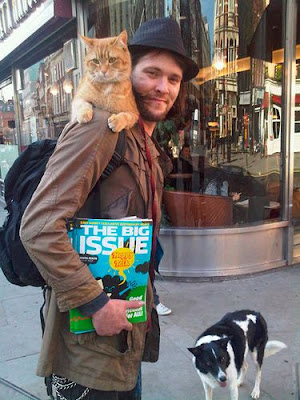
(108, 114, 126, 133)
(76, 107, 94, 124)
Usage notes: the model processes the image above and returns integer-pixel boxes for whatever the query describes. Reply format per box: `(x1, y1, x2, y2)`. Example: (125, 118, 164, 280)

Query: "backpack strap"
(100, 129, 126, 181)
(76, 130, 126, 219)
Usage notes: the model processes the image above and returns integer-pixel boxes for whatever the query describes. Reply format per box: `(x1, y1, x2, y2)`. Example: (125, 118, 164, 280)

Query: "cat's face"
(81, 31, 131, 83)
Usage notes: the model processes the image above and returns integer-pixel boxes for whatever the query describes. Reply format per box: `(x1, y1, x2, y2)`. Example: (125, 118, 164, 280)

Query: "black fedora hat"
(129, 17, 199, 82)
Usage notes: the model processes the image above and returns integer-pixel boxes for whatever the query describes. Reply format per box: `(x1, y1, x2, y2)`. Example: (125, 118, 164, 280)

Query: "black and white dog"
(188, 310, 287, 400)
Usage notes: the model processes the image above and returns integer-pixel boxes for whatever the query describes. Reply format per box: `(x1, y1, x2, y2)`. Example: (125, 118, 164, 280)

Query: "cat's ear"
(114, 30, 128, 49)
(79, 35, 95, 48)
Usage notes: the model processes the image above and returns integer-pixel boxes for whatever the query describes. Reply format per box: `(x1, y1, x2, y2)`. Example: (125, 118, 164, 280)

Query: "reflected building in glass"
(213, 0, 238, 163)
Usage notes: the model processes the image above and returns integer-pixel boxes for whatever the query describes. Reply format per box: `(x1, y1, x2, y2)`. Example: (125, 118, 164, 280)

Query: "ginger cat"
(72, 31, 139, 132)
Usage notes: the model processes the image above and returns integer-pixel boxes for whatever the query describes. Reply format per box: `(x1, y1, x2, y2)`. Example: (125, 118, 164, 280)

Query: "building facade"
(0, 0, 299, 277)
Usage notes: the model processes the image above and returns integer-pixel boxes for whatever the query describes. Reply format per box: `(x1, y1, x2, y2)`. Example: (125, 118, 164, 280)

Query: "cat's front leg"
(72, 98, 94, 124)
(108, 112, 138, 132)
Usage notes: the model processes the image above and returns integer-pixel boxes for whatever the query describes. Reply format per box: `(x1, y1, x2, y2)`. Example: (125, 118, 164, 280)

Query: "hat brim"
(129, 44, 199, 82)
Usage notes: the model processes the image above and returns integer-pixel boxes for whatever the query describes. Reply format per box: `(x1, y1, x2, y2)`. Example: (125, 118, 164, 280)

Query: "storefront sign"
(0, 0, 72, 62)
(0, 0, 41, 40)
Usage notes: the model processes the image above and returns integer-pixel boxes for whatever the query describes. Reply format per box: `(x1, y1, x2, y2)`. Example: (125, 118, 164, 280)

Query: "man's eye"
(109, 57, 116, 63)
(92, 59, 100, 64)
(170, 77, 180, 84)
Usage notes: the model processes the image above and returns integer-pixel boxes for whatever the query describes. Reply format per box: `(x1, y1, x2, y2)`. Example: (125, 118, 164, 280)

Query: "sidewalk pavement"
(0, 206, 299, 400)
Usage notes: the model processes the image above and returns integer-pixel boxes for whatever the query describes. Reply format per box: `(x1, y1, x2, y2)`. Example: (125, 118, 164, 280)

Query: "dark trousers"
(153, 284, 159, 306)
(53, 371, 141, 400)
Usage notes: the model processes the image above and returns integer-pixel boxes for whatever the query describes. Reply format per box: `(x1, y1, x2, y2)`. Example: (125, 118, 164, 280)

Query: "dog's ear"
(188, 346, 202, 356)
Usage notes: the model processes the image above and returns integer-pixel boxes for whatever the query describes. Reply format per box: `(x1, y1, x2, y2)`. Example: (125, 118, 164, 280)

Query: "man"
(172, 143, 193, 191)
(20, 17, 198, 400)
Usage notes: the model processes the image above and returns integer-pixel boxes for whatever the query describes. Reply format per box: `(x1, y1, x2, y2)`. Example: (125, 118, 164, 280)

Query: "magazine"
(68, 217, 153, 334)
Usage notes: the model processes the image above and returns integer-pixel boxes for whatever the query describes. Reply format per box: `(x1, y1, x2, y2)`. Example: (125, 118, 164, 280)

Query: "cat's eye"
(109, 57, 116, 63)
(92, 58, 100, 64)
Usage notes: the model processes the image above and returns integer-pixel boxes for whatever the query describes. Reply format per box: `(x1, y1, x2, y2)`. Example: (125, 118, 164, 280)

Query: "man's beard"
(133, 87, 169, 122)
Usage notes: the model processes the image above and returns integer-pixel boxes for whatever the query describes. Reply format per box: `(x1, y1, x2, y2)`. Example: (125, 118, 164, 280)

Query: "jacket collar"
(130, 124, 159, 160)
(130, 123, 173, 177)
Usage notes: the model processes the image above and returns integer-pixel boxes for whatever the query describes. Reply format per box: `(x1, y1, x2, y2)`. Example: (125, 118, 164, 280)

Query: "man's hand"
(92, 299, 144, 336)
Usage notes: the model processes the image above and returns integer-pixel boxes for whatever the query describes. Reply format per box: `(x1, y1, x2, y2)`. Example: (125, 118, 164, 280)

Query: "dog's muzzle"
(217, 373, 227, 387)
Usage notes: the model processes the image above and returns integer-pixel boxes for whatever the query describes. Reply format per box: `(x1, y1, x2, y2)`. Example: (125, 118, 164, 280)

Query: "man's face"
(131, 51, 183, 122)
(181, 146, 191, 158)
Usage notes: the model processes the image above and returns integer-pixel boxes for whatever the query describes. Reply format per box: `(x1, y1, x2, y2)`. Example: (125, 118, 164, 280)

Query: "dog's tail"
(264, 341, 287, 358)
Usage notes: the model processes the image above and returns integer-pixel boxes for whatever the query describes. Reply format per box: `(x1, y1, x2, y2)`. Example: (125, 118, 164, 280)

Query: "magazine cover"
(68, 218, 153, 334)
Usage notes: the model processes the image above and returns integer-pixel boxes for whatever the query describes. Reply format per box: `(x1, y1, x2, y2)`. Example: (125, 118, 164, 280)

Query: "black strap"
(40, 285, 49, 336)
(45, 376, 54, 399)
(100, 130, 126, 180)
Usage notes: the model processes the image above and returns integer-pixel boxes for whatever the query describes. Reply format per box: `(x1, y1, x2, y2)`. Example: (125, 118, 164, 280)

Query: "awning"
(262, 92, 269, 109)
(0, 0, 75, 82)
(272, 94, 300, 104)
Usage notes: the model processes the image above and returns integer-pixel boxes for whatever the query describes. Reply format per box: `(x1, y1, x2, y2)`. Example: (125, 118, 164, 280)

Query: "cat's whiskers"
(89, 76, 98, 84)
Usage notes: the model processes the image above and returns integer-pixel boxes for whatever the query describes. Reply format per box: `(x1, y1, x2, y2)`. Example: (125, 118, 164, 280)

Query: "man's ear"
(188, 346, 202, 357)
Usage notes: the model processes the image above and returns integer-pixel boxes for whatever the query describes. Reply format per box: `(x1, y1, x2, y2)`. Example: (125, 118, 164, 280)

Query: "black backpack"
(0, 131, 125, 287)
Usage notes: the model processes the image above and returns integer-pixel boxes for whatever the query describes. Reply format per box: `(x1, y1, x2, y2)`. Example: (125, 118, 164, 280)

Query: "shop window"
(272, 106, 281, 139)
(293, 6, 300, 258)
(295, 110, 300, 133)
(0, 83, 18, 191)
(84, 0, 283, 228)
(19, 40, 78, 149)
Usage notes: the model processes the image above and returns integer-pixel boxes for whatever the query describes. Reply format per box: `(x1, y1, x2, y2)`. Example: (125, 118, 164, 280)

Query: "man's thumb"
(126, 300, 145, 309)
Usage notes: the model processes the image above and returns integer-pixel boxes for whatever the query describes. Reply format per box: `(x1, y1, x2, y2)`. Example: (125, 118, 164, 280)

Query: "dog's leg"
(250, 348, 263, 399)
(251, 366, 262, 399)
(203, 382, 213, 400)
(228, 371, 239, 400)
(237, 361, 248, 387)
(229, 386, 238, 400)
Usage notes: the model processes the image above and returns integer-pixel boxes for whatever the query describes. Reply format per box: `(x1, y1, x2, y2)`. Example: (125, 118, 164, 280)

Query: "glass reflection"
(0, 83, 18, 187)
(7, 0, 284, 228)
(161, 0, 283, 227)
(85, 0, 285, 228)
(293, 6, 300, 258)
(0, 83, 18, 197)
(19, 39, 78, 149)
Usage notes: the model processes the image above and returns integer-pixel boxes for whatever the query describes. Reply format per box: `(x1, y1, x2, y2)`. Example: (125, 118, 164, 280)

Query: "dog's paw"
(251, 387, 260, 399)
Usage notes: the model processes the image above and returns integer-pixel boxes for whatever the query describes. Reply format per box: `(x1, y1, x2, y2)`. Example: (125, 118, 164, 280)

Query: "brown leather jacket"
(20, 109, 172, 391)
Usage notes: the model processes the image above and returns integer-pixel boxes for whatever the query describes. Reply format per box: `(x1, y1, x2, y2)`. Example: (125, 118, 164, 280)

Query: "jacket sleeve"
(20, 110, 119, 312)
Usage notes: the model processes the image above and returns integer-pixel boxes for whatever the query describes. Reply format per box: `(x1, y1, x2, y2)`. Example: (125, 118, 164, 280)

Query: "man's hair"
(130, 47, 186, 120)
(182, 143, 190, 150)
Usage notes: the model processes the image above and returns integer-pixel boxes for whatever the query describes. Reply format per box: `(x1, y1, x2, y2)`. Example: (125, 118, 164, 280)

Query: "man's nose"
(155, 77, 169, 94)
